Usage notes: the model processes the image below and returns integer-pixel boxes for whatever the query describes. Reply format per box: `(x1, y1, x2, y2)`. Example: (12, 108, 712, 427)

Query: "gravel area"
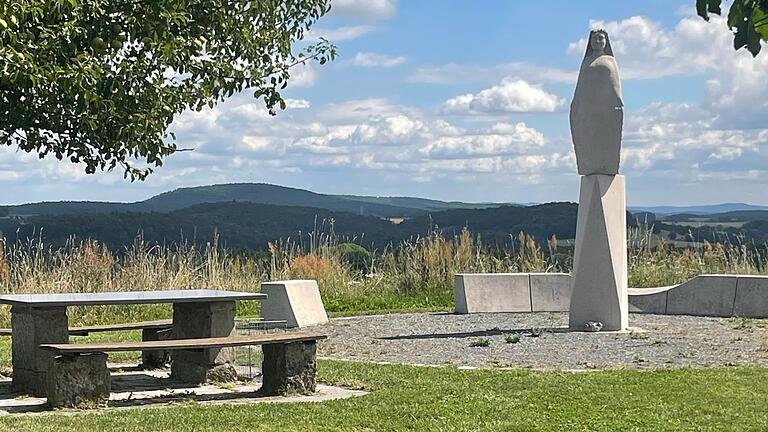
(314, 312, 768, 370)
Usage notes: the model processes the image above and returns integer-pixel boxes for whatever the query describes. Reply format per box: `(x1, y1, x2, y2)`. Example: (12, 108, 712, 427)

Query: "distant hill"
(336, 195, 508, 212)
(1, 183, 766, 251)
(399, 203, 583, 243)
(661, 210, 768, 222)
(0, 201, 588, 251)
(0, 183, 506, 219)
(137, 183, 421, 217)
(0, 202, 404, 251)
(629, 203, 768, 216)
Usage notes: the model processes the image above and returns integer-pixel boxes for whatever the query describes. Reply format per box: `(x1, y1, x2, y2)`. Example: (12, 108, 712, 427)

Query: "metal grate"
(234, 318, 289, 380)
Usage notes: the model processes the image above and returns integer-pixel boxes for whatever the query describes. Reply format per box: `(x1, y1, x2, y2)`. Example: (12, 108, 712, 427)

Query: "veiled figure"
(570, 30, 624, 175)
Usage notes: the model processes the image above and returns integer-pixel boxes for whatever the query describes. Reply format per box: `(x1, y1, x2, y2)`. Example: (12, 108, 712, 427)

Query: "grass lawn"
(1, 359, 766, 431)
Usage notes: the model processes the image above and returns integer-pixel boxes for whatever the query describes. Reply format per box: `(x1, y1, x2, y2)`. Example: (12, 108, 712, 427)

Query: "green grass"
(1, 360, 767, 431)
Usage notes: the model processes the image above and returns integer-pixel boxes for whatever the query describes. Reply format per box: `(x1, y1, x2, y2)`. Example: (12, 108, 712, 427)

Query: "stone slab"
(261, 280, 328, 328)
(733, 275, 768, 318)
(666, 275, 737, 317)
(0, 289, 265, 307)
(530, 273, 572, 312)
(628, 286, 671, 314)
(454, 273, 531, 314)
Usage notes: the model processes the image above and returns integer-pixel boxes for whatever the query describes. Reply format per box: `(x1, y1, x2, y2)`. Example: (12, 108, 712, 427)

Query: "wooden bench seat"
(40, 331, 327, 409)
(40, 331, 327, 353)
(1, 318, 286, 337)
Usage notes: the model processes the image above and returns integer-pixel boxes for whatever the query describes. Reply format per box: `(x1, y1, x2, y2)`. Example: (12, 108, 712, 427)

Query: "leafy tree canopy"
(697, 0, 768, 56)
(0, 0, 334, 180)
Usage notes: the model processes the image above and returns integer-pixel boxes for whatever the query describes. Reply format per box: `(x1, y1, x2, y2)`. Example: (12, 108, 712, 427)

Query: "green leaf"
(754, 4, 768, 38)
(697, 0, 723, 20)
(728, 0, 746, 28)
(746, 14, 763, 56)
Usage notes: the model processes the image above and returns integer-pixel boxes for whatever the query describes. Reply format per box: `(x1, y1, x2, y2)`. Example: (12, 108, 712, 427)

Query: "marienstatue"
(568, 29, 629, 332)
(570, 30, 624, 175)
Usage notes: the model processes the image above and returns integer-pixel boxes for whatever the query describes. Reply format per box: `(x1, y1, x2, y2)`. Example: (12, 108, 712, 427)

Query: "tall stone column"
(568, 175, 628, 331)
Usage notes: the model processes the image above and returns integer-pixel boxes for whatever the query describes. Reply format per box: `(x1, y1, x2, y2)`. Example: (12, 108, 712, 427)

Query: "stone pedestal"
(569, 175, 628, 331)
(260, 341, 318, 396)
(46, 353, 110, 409)
(170, 301, 236, 383)
(11, 306, 69, 396)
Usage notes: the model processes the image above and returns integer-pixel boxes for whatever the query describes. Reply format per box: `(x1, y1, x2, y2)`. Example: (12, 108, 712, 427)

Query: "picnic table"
(0, 289, 266, 397)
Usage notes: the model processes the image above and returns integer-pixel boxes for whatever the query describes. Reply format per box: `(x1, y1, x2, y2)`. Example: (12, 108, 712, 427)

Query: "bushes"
(335, 243, 372, 273)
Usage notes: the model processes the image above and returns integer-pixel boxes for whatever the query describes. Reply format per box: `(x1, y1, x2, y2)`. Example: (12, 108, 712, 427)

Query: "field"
(0, 227, 766, 326)
(1, 361, 767, 431)
(0, 228, 766, 430)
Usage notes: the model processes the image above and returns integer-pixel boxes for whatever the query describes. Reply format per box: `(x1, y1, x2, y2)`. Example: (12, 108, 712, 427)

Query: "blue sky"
(1, 0, 767, 205)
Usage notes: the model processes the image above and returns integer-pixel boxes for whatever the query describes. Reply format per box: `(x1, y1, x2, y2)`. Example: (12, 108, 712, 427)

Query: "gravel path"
(314, 312, 768, 370)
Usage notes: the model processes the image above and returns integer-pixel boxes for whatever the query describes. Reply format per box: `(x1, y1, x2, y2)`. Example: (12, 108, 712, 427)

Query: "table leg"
(11, 305, 68, 396)
(170, 301, 236, 383)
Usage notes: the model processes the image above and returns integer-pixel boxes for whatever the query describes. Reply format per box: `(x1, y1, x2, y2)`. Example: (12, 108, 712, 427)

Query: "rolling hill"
(0, 201, 584, 251)
(0, 183, 506, 219)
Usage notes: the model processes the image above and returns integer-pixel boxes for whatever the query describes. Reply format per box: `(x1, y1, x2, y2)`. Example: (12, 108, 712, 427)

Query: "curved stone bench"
(455, 273, 768, 318)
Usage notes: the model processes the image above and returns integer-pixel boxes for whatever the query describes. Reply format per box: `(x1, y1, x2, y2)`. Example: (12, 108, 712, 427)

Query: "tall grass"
(0, 225, 766, 326)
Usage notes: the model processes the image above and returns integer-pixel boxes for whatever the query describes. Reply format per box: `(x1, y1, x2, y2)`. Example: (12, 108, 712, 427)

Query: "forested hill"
(0, 202, 586, 251)
(0, 183, 505, 219)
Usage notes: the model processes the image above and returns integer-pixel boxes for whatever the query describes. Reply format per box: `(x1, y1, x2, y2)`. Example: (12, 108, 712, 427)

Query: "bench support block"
(11, 306, 68, 396)
(261, 341, 318, 396)
(141, 328, 172, 369)
(171, 301, 236, 383)
(46, 353, 110, 409)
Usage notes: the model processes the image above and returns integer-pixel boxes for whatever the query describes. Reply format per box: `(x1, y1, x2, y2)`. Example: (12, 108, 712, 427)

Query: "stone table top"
(0, 289, 266, 307)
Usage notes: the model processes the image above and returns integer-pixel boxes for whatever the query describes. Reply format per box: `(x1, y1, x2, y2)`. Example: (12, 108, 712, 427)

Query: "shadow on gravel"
(379, 327, 569, 340)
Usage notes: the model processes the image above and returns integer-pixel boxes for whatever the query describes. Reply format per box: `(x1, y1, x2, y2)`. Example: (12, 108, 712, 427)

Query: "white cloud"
(350, 115, 427, 146)
(409, 62, 575, 85)
(305, 25, 377, 42)
(350, 52, 406, 67)
(329, 0, 397, 20)
(288, 62, 317, 87)
(443, 79, 565, 114)
(284, 99, 311, 109)
(567, 15, 737, 80)
(420, 123, 545, 159)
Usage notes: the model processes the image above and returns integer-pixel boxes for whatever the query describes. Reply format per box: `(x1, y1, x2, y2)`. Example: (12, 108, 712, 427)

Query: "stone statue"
(570, 30, 624, 175)
(568, 30, 629, 332)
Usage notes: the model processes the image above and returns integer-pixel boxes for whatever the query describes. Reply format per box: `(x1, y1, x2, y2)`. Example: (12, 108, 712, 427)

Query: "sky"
(1, 0, 767, 206)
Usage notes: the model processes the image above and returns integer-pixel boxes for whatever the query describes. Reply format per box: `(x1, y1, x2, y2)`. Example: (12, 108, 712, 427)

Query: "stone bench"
(40, 331, 327, 409)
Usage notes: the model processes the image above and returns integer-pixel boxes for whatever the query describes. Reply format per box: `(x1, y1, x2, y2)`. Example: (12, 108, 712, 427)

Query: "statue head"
(583, 29, 614, 58)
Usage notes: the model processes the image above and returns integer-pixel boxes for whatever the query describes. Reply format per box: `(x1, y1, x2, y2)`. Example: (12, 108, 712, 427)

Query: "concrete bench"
(40, 331, 327, 408)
